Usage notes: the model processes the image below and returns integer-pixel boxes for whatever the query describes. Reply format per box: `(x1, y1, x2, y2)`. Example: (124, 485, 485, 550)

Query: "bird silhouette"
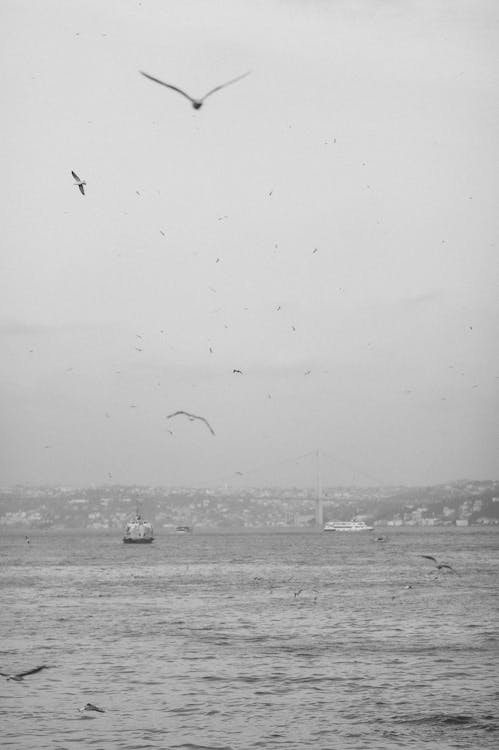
(233, 369, 243, 375)
(419, 555, 459, 575)
(79, 703, 105, 713)
(167, 410, 215, 436)
(71, 171, 86, 195)
(0, 665, 50, 681)
(140, 70, 251, 109)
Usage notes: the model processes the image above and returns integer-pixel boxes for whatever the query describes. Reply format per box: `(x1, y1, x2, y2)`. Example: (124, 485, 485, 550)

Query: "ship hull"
(123, 537, 154, 543)
(323, 521, 373, 532)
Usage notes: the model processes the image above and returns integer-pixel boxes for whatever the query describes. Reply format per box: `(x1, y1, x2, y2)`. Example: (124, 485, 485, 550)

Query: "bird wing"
(198, 416, 216, 436)
(78, 184, 85, 195)
(419, 555, 438, 564)
(202, 71, 251, 100)
(140, 72, 194, 103)
(167, 411, 190, 419)
(18, 665, 47, 677)
(0, 671, 10, 677)
(438, 563, 459, 575)
(71, 171, 80, 181)
(167, 411, 215, 435)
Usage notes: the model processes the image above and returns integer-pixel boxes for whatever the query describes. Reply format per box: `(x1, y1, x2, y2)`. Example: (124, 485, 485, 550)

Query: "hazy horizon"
(2, 0, 498, 488)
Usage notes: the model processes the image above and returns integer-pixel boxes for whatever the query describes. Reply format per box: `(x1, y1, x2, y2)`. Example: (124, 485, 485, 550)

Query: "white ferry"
(123, 514, 154, 543)
(323, 520, 374, 532)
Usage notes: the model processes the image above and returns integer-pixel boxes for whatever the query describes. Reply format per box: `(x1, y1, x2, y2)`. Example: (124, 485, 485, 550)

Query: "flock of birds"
(69, 69, 256, 440)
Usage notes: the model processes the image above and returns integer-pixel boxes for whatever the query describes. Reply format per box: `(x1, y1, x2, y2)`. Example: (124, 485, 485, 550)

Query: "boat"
(175, 525, 192, 534)
(123, 513, 154, 543)
(323, 520, 374, 532)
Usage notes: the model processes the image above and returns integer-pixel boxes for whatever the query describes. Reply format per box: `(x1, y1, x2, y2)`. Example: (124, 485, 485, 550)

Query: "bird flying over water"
(167, 410, 215, 436)
(79, 703, 105, 713)
(419, 555, 459, 574)
(140, 70, 251, 109)
(71, 171, 86, 195)
(0, 665, 50, 681)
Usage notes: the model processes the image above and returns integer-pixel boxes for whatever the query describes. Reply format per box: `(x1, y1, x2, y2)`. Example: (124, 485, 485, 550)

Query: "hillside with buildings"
(0, 480, 498, 531)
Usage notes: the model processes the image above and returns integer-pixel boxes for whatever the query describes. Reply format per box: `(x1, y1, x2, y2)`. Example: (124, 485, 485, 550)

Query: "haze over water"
(1, 528, 498, 749)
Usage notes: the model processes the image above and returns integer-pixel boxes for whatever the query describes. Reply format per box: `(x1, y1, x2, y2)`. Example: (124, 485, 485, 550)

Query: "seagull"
(140, 70, 251, 109)
(166, 410, 215, 436)
(233, 369, 243, 375)
(79, 703, 105, 713)
(0, 665, 50, 681)
(419, 555, 459, 575)
(71, 171, 86, 195)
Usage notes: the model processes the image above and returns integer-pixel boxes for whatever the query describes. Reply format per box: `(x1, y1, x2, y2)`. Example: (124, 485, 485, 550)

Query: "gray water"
(1, 528, 498, 749)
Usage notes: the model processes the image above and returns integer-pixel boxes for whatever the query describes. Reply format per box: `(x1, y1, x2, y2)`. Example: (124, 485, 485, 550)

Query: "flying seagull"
(71, 171, 86, 195)
(419, 555, 459, 574)
(140, 70, 251, 109)
(0, 665, 50, 681)
(79, 703, 105, 713)
(167, 410, 215, 436)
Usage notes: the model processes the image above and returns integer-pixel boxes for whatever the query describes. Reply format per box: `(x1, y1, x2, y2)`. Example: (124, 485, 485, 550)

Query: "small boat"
(123, 513, 154, 543)
(323, 520, 374, 532)
(175, 525, 192, 534)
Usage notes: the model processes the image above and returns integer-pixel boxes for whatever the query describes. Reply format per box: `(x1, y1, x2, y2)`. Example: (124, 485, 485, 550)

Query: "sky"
(1, 0, 498, 488)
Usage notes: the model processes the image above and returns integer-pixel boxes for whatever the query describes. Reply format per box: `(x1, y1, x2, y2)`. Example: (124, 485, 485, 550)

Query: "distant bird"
(0, 665, 50, 681)
(160, 230, 166, 236)
(235, 471, 244, 476)
(135, 347, 143, 352)
(276, 305, 281, 311)
(293, 589, 303, 598)
(25, 535, 30, 544)
(71, 171, 86, 195)
(304, 370, 311, 376)
(140, 70, 251, 109)
(391, 585, 413, 600)
(167, 410, 215, 436)
(233, 369, 243, 375)
(79, 703, 105, 713)
(419, 555, 459, 575)
(312, 248, 318, 254)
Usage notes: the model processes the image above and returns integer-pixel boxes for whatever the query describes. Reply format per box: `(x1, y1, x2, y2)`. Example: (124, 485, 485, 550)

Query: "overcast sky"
(1, 0, 497, 488)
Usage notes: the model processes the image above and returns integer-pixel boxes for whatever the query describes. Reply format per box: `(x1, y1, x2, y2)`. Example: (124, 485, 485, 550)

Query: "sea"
(1, 528, 498, 750)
